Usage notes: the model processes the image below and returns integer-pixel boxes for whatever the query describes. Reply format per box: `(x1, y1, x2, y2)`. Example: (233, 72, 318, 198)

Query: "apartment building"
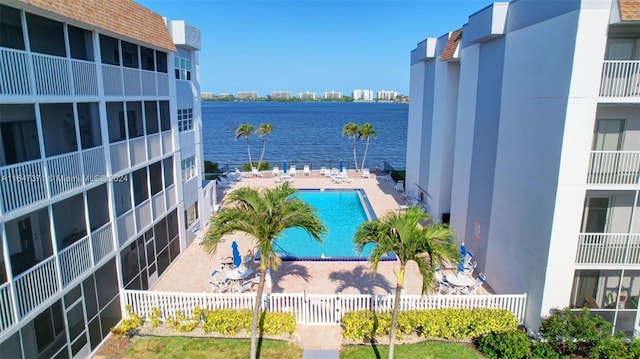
(376, 90, 398, 101)
(237, 91, 258, 100)
(352, 89, 373, 101)
(298, 91, 317, 100)
(323, 91, 343, 99)
(270, 91, 291, 99)
(0, 0, 214, 357)
(406, 0, 640, 334)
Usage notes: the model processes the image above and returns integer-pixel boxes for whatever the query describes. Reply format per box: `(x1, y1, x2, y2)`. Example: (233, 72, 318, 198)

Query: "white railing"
(141, 70, 157, 96)
(71, 59, 98, 95)
(147, 133, 162, 160)
(135, 200, 152, 230)
(91, 223, 114, 264)
(576, 233, 640, 265)
(0, 159, 47, 213)
(102, 64, 123, 96)
(162, 130, 173, 154)
(588, 151, 640, 185)
(82, 146, 106, 180)
(32, 53, 71, 95)
(0, 282, 15, 334)
(600, 60, 640, 98)
(58, 236, 92, 288)
(117, 210, 136, 246)
(123, 67, 141, 96)
(46, 151, 82, 196)
(157, 72, 169, 96)
(110, 141, 129, 174)
(152, 191, 166, 220)
(14, 256, 59, 318)
(123, 290, 527, 326)
(129, 137, 147, 166)
(0, 47, 30, 95)
(166, 185, 177, 209)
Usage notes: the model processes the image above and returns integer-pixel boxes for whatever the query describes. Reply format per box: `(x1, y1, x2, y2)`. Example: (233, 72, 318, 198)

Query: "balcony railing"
(58, 235, 92, 288)
(587, 151, 640, 185)
(0, 282, 15, 334)
(576, 233, 640, 265)
(0, 147, 106, 214)
(600, 60, 640, 98)
(14, 256, 58, 318)
(117, 209, 136, 246)
(91, 223, 114, 264)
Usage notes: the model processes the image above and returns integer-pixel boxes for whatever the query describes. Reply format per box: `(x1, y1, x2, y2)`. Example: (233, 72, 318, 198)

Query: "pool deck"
(153, 170, 490, 297)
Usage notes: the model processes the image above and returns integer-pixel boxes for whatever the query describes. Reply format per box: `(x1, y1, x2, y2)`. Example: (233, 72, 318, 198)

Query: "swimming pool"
(272, 189, 395, 261)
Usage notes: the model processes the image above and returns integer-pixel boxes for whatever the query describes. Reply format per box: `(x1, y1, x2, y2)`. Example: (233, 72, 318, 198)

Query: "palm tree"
(358, 122, 378, 170)
(342, 122, 360, 171)
(255, 123, 273, 171)
(202, 183, 326, 359)
(354, 207, 458, 359)
(235, 123, 255, 169)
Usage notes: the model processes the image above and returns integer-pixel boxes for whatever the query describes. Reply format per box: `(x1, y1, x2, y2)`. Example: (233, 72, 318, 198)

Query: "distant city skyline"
(138, 0, 495, 95)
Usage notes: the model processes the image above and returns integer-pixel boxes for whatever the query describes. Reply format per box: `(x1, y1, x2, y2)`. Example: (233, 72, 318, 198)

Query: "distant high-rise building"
(271, 91, 291, 99)
(377, 90, 398, 101)
(237, 91, 258, 99)
(201, 92, 215, 99)
(298, 91, 317, 100)
(352, 89, 373, 101)
(323, 91, 343, 100)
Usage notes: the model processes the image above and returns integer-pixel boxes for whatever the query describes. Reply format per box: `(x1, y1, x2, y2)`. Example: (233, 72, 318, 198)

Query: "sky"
(138, 0, 495, 96)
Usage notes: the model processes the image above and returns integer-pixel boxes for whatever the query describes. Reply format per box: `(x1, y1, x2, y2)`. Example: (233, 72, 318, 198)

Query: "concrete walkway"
(297, 325, 342, 358)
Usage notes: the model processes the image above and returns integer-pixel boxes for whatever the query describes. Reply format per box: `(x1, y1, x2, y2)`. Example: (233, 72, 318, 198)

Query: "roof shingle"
(18, 0, 176, 52)
(619, 0, 640, 21)
(440, 29, 462, 61)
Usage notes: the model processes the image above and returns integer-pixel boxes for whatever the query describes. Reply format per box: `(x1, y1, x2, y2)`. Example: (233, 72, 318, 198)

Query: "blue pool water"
(273, 190, 393, 261)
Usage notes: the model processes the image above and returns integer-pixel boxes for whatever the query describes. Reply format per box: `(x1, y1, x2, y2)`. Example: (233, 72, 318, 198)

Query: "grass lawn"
(123, 337, 303, 359)
(340, 341, 485, 359)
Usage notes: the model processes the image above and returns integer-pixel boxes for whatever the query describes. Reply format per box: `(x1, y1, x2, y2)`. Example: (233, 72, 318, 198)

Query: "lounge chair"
(303, 165, 311, 176)
(361, 168, 370, 178)
(236, 280, 254, 293)
(251, 167, 263, 177)
(319, 166, 327, 176)
(272, 167, 280, 177)
(393, 180, 404, 193)
(209, 280, 229, 293)
(289, 165, 297, 176)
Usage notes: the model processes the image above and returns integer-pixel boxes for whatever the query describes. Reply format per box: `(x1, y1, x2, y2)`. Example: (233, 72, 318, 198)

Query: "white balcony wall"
(0, 282, 14, 333)
(123, 67, 141, 96)
(57, 235, 92, 287)
(157, 73, 169, 96)
(91, 223, 113, 264)
(110, 141, 129, 174)
(117, 210, 136, 246)
(162, 131, 174, 154)
(0, 48, 30, 95)
(166, 185, 177, 209)
(13, 256, 58, 318)
(135, 200, 152, 231)
(600, 61, 640, 98)
(0, 160, 46, 213)
(46, 152, 82, 196)
(141, 70, 157, 96)
(102, 64, 123, 96)
(129, 137, 147, 166)
(147, 133, 162, 160)
(71, 59, 99, 95)
(32, 53, 70, 95)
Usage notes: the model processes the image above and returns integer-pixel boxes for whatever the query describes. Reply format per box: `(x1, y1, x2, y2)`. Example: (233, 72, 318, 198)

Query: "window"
(140, 46, 155, 71)
(0, 4, 25, 50)
(163, 157, 174, 188)
(144, 101, 159, 134)
(185, 202, 198, 229)
(159, 101, 171, 131)
(68, 25, 94, 61)
(174, 56, 191, 80)
(26, 13, 65, 57)
(178, 108, 193, 132)
(121, 41, 139, 68)
(181, 155, 196, 182)
(156, 51, 168, 73)
(99, 35, 120, 65)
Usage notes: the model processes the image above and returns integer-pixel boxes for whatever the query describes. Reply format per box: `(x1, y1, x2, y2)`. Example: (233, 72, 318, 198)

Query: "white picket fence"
(123, 290, 527, 326)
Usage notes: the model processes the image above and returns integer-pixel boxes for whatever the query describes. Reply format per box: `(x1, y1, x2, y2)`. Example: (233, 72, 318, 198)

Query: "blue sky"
(139, 0, 494, 96)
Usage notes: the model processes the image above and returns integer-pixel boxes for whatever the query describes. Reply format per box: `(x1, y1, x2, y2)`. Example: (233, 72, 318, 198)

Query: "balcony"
(1, 47, 98, 97)
(0, 147, 106, 214)
(587, 151, 640, 185)
(576, 233, 640, 265)
(600, 60, 640, 100)
(102, 64, 169, 97)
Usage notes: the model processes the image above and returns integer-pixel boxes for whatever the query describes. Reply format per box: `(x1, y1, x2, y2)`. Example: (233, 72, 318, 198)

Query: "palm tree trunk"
(257, 139, 267, 172)
(246, 140, 254, 169)
(352, 138, 359, 171)
(250, 267, 267, 359)
(389, 264, 405, 359)
(360, 138, 371, 170)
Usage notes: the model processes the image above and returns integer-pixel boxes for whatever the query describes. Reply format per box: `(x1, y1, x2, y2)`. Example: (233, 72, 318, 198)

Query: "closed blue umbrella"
(339, 159, 343, 172)
(457, 243, 466, 272)
(232, 241, 242, 267)
(283, 160, 287, 174)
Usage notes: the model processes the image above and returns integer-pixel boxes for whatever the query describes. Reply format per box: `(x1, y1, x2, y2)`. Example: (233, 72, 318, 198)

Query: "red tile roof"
(619, 0, 640, 21)
(18, 0, 176, 51)
(440, 29, 462, 61)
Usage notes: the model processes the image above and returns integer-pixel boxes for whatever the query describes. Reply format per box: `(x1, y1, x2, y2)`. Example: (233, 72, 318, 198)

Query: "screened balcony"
(599, 36, 640, 101)
(587, 116, 640, 185)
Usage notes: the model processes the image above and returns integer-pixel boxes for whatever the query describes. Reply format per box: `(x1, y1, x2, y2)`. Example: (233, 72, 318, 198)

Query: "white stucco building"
(407, 0, 640, 333)
(0, 0, 214, 357)
(352, 89, 374, 101)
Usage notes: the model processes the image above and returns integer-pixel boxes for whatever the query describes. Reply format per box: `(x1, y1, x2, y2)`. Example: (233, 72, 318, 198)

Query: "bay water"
(201, 101, 409, 171)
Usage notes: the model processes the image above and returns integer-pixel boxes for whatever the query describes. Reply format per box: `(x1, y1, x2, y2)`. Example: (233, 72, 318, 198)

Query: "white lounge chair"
(251, 167, 263, 177)
(319, 166, 327, 176)
(236, 280, 254, 293)
(289, 166, 297, 176)
(209, 280, 229, 293)
(361, 168, 370, 178)
(272, 167, 280, 177)
(303, 165, 311, 176)
(394, 180, 404, 193)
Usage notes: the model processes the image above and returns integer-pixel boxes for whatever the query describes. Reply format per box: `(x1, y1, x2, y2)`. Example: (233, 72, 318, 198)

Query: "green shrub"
(166, 308, 201, 332)
(110, 305, 144, 338)
(539, 308, 612, 356)
(628, 338, 640, 358)
(530, 342, 565, 359)
(341, 308, 518, 340)
(149, 307, 161, 328)
(204, 160, 219, 174)
(589, 334, 635, 359)
(201, 309, 295, 336)
(475, 330, 530, 359)
(241, 162, 270, 171)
